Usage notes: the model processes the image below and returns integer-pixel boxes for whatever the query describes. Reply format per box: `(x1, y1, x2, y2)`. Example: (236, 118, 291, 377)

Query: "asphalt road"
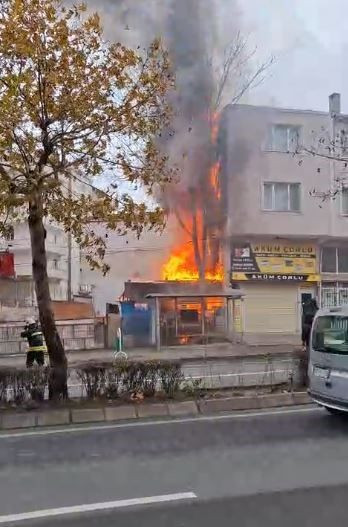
(1, 406, 348, 525)
(19, 484, 348, 527)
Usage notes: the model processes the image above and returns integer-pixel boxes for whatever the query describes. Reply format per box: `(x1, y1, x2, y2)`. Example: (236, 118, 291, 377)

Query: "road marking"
(0, 492, 197, 524)
(0, 405, 323, 440)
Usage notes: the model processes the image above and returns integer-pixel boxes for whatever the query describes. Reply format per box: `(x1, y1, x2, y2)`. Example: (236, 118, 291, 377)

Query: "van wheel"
(324, 406, 347, 417)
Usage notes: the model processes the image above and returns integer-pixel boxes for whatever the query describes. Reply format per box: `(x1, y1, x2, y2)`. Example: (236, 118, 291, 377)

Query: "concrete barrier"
(137, 403, 168, 418)
(37, 410, 70, 427)
(0, 392, 312, 431)
(198, 392, 311, 414)
(168, 401, 198, 416)
(104, 406, 137, 421)
(1, 413, 36, 429)
(71, 408, 104, 424)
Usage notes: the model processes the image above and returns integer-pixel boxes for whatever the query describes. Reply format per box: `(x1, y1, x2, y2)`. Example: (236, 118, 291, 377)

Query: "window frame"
(3, 226, 14, 242)
(341, 186, 348, 216)
(268, 124, 301, 153)
(262, 182, 301, 212)
(321, 247, 348, 274)
(321, 247, 338, 273)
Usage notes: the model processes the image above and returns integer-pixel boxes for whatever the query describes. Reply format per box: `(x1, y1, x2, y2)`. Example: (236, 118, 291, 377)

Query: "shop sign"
(231, 242, 318, 282)
(231, 272, 320, 282)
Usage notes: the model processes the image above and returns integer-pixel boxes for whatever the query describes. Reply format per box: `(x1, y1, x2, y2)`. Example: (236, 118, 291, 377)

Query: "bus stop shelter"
(146, 290, 244, 352)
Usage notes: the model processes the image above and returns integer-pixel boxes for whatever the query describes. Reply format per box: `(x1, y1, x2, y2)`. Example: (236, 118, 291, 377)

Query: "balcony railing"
(321, 287, 348, 308)
(78, 284, 93, 297)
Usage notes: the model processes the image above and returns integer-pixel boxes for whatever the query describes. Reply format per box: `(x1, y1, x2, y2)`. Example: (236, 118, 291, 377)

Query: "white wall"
(0, 221, 82, 302)
(81, 226, 175, 316)
(224, 104, 340, 240)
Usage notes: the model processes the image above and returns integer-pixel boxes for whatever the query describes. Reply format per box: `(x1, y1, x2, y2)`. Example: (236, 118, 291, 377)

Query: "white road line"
(0, 405, 322, 440)
(0, 492, 197, 524)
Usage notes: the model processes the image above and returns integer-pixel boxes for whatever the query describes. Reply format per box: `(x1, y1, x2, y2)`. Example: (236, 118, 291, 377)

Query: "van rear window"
(312, 316, 348, 354)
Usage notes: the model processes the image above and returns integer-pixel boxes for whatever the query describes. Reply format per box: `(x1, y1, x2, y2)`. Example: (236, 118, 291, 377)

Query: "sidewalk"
(0, 341, 301, 368)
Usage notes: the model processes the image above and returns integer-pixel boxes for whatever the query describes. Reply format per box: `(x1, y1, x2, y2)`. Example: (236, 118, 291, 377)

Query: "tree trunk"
(28, 194, 68, 400)
(189, 189, 205, 280)
(200, 214, 208, 281)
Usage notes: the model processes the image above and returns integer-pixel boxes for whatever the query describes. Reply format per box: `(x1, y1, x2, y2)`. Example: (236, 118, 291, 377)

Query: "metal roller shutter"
(243, 283, 298, 333)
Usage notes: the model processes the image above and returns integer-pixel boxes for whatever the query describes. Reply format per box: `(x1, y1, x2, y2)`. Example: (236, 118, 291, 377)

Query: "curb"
(0, 392, 312, 431)
(198, 392, 310, 414)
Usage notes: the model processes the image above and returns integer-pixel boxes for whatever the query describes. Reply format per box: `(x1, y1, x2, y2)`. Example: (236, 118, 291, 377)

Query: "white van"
(309, 306, 348, 414)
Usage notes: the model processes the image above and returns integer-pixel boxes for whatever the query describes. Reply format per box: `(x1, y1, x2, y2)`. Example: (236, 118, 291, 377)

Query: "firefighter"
(21, 318, 47, 368)
(301, 298, 319, 350)
(300, 298, 318, 386)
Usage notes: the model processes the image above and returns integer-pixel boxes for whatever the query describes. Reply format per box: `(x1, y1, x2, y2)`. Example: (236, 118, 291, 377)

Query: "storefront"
(230, 241, 320, 334)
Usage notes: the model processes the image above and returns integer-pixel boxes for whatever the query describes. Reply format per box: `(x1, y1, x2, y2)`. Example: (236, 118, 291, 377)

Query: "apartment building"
(221, 93, 348, 336)
(0, 176, 94, 306)
(0, 221, 82, 305)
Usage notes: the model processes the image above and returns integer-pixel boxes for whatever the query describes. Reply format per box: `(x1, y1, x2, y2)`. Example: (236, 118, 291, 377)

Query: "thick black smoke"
(85, 0, 235, 275)
(85, 0, 216, 189)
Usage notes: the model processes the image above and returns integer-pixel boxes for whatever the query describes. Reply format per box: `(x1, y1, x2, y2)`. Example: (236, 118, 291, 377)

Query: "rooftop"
(146, 291, 243, 299)
(122, 281, 243, 303)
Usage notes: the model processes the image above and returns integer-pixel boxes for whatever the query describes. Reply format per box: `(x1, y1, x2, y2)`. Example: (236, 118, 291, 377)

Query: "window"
(312, 316, 348, 354)
(338, 248, 348, 272)
(4, 226, 14, 241)
(321, 247, 348, 273)
(263, 183, 301, 212)
(342, 187, 348, 215)
(322, 247, 336, 272)
(269, 124, 300, 152)
(53, 259, 59, 270)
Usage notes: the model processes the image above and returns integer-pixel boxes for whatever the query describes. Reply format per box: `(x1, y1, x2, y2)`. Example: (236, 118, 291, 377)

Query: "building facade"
(0, 176, 95, 307)
(79, 226, 175, 316)
(0, 221, 82, 305)
(221, 93, 348, 336)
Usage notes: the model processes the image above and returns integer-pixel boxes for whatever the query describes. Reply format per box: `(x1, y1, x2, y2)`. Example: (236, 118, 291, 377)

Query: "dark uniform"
(301, 299, 319, 348)
(21, 322, 47, 367)
(300, 298, 318, 386)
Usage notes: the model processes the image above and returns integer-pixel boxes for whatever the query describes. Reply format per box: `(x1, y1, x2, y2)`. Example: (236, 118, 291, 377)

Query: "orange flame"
(161, 111, 223, 283)
(210, 160, 221, 200)
(161, 243, 223, 282)
(210, 112, 219, 143)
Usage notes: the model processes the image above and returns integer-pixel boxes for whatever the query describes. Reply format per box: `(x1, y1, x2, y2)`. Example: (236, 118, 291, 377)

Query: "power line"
(11, 246, 172, 267)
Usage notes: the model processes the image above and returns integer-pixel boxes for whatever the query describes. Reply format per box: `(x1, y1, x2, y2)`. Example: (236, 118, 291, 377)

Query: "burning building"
(121, 281, 243, 350)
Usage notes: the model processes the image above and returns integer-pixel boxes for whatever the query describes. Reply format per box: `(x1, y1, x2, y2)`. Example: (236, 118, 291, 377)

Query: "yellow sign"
(231, 242, 318, 282)
(231, 272, 320, 282)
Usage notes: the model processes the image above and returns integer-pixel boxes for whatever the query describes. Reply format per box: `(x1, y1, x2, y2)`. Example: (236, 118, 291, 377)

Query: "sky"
(85, 0, 348, 114)
(242, 0, 348, 112)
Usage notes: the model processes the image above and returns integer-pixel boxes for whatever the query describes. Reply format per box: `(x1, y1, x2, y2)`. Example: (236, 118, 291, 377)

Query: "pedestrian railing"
(0, 320, 105, 355)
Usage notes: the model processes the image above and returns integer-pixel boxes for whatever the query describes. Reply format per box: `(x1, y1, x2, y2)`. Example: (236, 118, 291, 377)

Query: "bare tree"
(174, 33, 274, 281)
(296, 119, 348, 204)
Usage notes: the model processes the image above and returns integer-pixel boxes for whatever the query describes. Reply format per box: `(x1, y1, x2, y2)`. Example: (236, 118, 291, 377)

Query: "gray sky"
(242, 0, 348, 111)
(85, 0, 348, 113)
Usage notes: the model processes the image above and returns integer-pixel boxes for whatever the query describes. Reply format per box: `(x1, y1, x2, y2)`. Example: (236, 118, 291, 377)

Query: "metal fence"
(322, 287, 348, 308)
(0, 321, 105, 355)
